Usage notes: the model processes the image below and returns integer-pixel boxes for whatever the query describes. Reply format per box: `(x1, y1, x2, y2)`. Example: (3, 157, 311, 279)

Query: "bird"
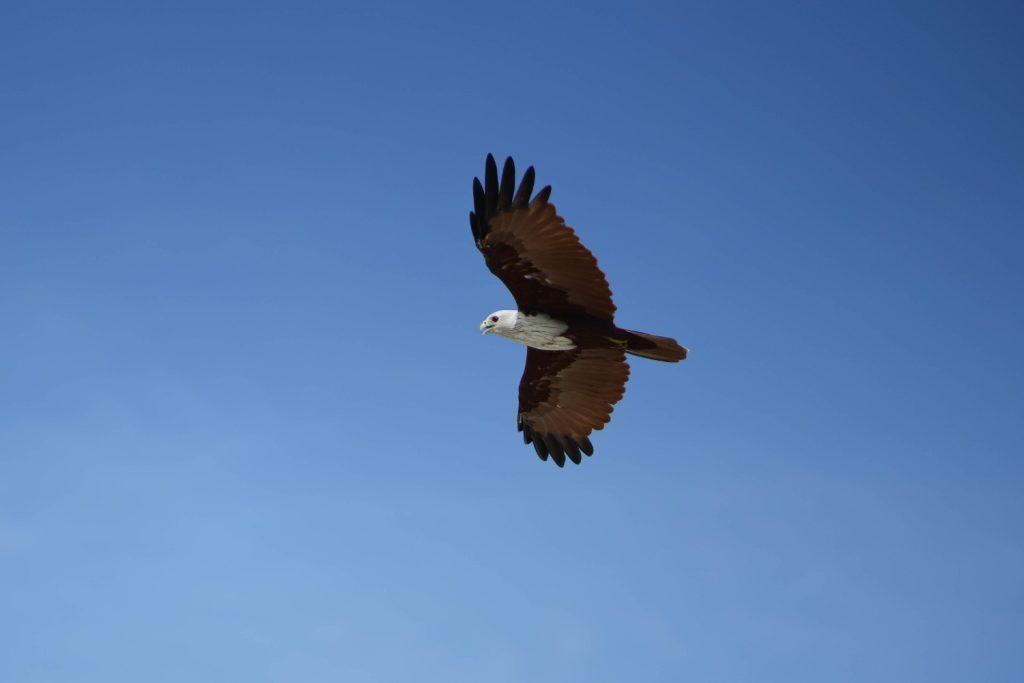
(470, 154, 687, 467)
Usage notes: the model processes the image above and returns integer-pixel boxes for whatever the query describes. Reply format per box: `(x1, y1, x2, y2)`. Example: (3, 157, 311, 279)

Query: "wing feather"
(512, 166, 535, 208)
(517, 347, 630, 467)
(484, 155, 499, 215)
(470, 155, 616, 321)
(499, 156, 516, 209)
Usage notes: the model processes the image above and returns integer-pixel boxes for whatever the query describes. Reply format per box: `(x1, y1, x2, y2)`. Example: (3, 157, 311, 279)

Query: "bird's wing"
(469, 155, 616, 322)
(517, 347, 630, 466)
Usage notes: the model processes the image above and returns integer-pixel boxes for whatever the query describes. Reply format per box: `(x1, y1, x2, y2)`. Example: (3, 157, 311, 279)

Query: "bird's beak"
(480, 323, 490, 334)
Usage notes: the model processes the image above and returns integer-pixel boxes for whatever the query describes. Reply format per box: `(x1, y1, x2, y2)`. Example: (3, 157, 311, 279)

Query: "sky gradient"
(2, 2, 1023, 681)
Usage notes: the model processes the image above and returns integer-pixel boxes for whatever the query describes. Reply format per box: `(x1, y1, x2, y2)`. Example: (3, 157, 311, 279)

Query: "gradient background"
(2, 2, 1022, 681)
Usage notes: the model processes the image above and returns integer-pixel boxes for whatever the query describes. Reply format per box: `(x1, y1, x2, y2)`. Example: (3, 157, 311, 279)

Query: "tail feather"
(620, 329, 688, 362)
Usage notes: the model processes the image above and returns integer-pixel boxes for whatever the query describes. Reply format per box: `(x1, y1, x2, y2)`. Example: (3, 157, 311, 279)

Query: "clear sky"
(2, 2, 1022, 681)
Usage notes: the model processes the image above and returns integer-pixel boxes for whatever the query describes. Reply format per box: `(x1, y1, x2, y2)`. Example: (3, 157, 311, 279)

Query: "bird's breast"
(507, 313, 576, 351)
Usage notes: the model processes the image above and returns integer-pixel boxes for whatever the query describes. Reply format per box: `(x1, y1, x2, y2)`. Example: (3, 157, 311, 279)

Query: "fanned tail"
(620, 329, 688, 362)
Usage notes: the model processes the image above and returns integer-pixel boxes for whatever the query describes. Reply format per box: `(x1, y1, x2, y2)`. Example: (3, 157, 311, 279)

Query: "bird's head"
(480, 310, 517, 336)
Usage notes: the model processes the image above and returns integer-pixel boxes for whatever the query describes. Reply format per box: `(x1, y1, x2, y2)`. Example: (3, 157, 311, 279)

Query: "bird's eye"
(490, 316, 499, 323)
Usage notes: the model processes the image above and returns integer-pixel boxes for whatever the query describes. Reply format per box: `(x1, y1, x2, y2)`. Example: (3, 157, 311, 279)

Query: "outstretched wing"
(518, 347, 630, 467)
(469, 154, 616, 322)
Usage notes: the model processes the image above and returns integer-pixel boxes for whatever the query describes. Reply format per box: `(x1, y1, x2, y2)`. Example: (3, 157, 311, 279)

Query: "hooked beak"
(480, 322, 492, 334)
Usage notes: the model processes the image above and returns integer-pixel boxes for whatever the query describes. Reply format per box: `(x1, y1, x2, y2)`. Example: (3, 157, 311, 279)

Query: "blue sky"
(1, 1, 1022, 681)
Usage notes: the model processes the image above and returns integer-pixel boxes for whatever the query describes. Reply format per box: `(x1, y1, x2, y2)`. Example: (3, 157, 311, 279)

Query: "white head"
(480, 310, 518, 336)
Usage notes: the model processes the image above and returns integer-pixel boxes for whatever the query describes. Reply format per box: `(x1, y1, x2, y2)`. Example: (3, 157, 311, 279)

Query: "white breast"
(506, 313, 576, 350)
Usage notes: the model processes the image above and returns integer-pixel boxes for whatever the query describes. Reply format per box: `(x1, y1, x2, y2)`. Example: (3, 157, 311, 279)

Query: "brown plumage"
(471, 155, 687, 467)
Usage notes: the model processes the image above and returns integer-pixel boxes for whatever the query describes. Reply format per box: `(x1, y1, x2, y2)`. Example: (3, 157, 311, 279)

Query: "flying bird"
(470, 154, 687, 467)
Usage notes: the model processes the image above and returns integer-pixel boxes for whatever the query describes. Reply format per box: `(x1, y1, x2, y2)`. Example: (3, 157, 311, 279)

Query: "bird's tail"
(619, 329, 688, 362)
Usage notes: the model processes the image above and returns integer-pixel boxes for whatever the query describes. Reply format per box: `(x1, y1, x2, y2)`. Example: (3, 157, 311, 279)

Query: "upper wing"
(518, 347, 630, 467)
(469, 155, 616, 322)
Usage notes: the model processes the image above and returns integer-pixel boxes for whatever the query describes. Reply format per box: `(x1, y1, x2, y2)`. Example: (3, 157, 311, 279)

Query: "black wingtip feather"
(531, 185, 552, 206)
(549, 444, 566, 467)
(472, 178, 485, 221)
(499, 157, 515, 210)
(532, 438, 549, 461)
(579, 436, 594, 456)
(485, 155, 499, 215)
(512, 166, 535, 208)
(545, 434, 566, 465)
(562, 438, 582, 465)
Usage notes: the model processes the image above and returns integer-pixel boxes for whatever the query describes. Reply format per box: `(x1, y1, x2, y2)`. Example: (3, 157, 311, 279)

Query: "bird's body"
(470, 155, 687, 466)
